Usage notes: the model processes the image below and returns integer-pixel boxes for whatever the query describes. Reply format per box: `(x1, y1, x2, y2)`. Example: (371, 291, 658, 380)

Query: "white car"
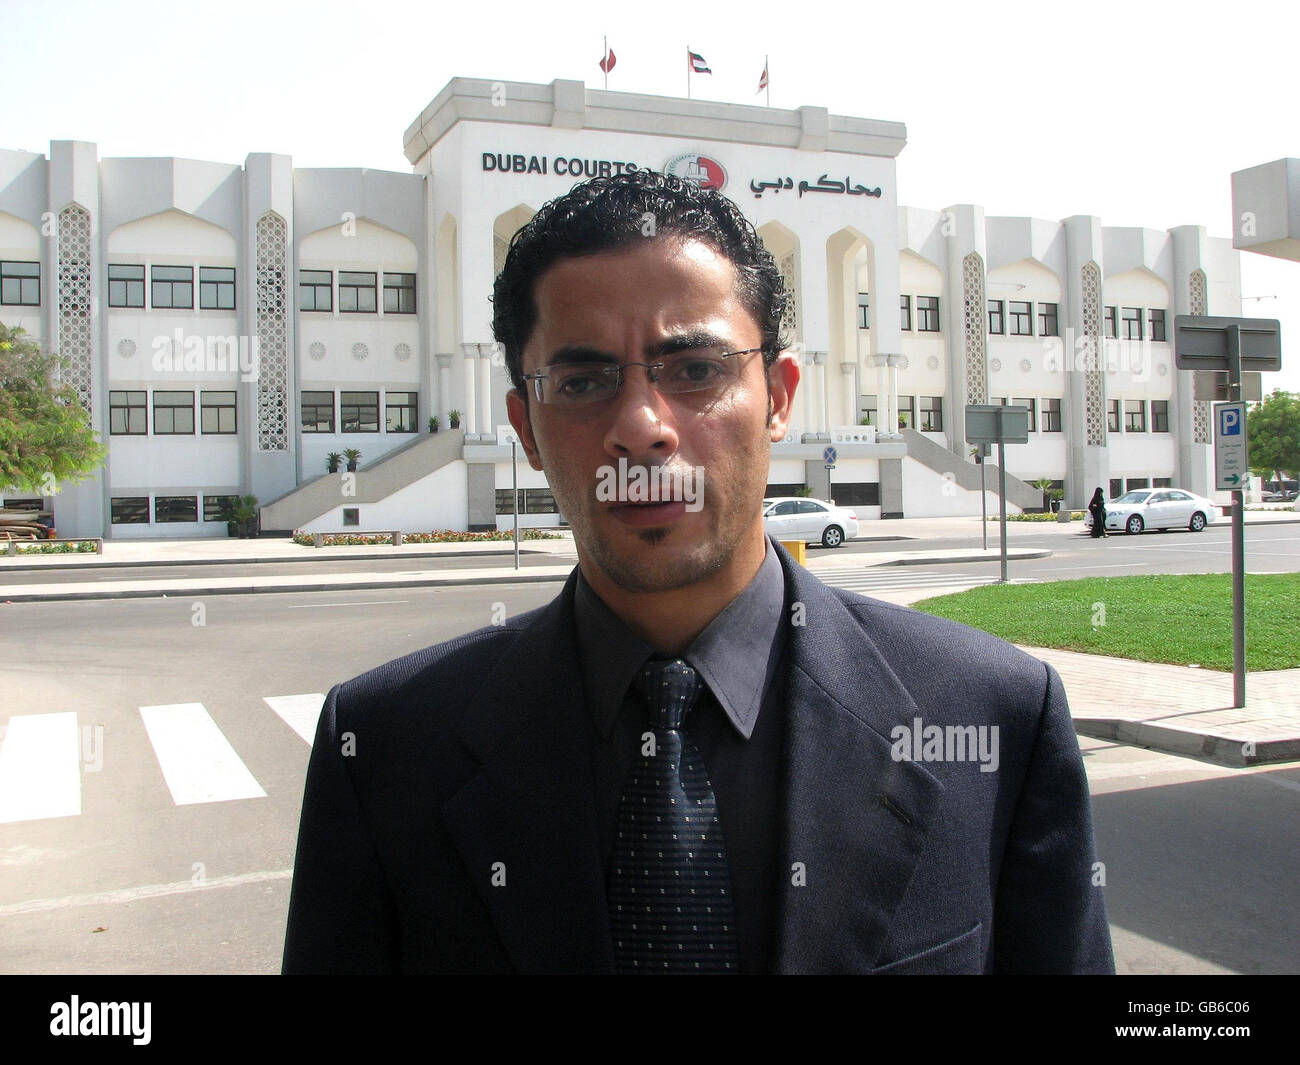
(1087, 488, 1218, 535)
(762, 497, 860, 548)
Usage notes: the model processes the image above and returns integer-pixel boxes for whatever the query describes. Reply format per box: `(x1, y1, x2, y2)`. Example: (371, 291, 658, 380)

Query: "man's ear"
(766, 351, 800, 442)
(505, 388, 545, 471)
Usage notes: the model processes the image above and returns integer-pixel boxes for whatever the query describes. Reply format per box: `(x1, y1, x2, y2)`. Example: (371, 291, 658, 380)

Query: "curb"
(880, 549, 1052, 567)
(0, 546, 555, 573)
(0, 569, 574, 604)
(1074, 718, 1300, 767)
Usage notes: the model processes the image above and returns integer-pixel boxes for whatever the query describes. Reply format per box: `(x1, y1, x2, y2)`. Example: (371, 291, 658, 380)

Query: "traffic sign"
(1175, 316, 1281, 373)
(1194, 371, 1263, 402)
(822, 445, 838, 465)
(1214, 402, 1249, 491)
(965, 404, 1030, 445)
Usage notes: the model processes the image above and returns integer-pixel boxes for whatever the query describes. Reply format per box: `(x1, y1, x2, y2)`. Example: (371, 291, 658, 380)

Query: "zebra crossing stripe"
(0, 712, 81, 823)
(138, 703, 266, 806)
(263, 694, 325, 746)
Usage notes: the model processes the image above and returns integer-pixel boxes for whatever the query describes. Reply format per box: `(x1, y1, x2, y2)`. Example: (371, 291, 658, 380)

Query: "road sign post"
(498, 424, 521, 570)
(966, 407, 1029, 583)
(1176, 316, 1281, 709)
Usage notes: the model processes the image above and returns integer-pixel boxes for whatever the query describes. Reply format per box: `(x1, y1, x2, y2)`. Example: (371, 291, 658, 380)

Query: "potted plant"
(428, 415, 440, 434)
(344, 448, 361, 473)
(1029, 477, 1055, 513)
(448, 409, 461, 430)
(859, 414, 872, 426)
(326, 451, 343, 473)
(223, 495, 259, 538)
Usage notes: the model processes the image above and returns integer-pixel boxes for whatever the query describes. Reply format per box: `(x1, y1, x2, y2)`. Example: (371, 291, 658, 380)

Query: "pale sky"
(3, 0, 1296, 388)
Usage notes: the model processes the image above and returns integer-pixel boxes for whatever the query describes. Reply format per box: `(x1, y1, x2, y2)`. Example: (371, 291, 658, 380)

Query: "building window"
(155, 495, 198, 523)
(920, 396, 943, 432)
(828, 482, 880, 506)
(496, 488, 559, 515)
(899, 295, 912, 331)
(342, 508, 360, 526)
(916, 296, 940, 332)
(897, 395, 915, 430)
(1008, 300, 1033, 336)
(1121, 306, 1143, 341)
(0, 260, 40, 305)
(203, 494, 238, 522)
(1125, 399, 1147, 432)
(856, 292, 870, 330)
(340, 390, 380, 432)
(110, 497, 150, 524)
(1151, 399, 1170, 433)
(987, 299, 1004, 335)
(153, 391, 195, 434)
(385, 391, 418, 433)
(200, 390, 237, 434)
(1126, 478, 1150, 492)
(151, 265, 193, 309)
(991, 396, 1008, 406)
(1103, 306, 1118, 339)
(1013, 397, 1037, 432)
(1038, 302, 1059, 337)
(299, 269, 333, 311)
(301, 390, 335, 433)
(109, 390, 147, 435)
(1041, 398, 1062, 432)
(1148, 308, 1167, 342)
(383, 273, 416, 314)
(108, 264, 145, 308)
(859, 394, 878, 426)
(1153, 477, 1173, 488)
(1107, 398, 1120, 433)
(339, 271, 377, 313)
(1108, 479, 1123, 499)
(199, 267, 236, 310)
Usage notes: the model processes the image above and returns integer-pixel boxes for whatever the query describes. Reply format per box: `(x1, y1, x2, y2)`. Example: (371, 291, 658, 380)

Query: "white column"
(801, 350, 815, 441)
(841, 361, 857, 427)
(888, 354, 908, 437)
(813, 351, 828, 436)
(436, 353, 453, 427)
(873, 354, 893, 438)
(461, 342, 478, 437)
(477, 343, 494, 441)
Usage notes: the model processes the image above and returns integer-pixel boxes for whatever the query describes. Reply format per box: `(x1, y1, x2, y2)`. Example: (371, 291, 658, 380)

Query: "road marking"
(285, 600, 409, 609)
(0, 712, 81, 823)
(138, 703, 266, 805)
(0, 868, 293, 918)
(263, 694, 325, 745)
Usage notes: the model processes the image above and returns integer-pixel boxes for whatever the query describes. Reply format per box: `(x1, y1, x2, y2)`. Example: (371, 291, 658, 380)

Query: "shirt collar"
(574, 539, 786, 741)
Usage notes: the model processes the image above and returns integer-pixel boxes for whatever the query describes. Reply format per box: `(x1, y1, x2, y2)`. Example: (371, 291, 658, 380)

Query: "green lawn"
(914, 573, 1300, 672)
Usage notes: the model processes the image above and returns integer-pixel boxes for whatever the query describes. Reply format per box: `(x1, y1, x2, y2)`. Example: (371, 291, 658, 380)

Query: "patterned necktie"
(608, 656, 739, 973)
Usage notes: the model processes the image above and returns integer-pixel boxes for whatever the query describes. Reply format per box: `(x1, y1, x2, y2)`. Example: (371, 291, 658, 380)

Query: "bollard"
(780, 539, 806, 565)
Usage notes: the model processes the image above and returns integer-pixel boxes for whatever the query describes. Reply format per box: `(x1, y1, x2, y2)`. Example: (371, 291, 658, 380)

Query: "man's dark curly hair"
(492, 168, 789, 393)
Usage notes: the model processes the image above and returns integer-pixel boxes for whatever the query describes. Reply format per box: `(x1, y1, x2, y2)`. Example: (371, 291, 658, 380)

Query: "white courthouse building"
(0, 77, 1241, 538)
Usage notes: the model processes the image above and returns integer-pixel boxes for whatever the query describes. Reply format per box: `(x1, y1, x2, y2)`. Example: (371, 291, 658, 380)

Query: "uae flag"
(599, 47, 616, 73)
(688, 50, 711, 74)
(756, 62, 768, 93)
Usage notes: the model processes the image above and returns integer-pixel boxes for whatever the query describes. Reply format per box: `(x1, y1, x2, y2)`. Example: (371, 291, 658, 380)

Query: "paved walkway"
(3, 514, 1296, 766)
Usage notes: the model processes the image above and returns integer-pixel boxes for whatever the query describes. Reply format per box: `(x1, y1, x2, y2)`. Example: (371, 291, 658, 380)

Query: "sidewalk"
(3, 519, 1296, 767)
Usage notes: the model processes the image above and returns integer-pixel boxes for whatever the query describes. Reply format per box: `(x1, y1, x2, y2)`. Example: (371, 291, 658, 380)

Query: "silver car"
(762, 497, 860, 548)
(1089, 488, 1217, 535)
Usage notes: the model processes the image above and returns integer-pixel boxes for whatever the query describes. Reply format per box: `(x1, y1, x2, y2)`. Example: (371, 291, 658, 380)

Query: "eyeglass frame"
(520, 346, 767, 406)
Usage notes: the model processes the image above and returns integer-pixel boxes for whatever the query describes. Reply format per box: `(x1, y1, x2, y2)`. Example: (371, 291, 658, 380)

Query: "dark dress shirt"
(574, 539, 789, 973)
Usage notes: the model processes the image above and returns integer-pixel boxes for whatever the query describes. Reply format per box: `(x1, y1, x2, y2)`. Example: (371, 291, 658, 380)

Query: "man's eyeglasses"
(522, 347, 764, 407)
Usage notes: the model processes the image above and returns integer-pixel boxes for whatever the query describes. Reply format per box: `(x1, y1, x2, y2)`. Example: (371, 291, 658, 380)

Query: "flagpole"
(765, 54, 770, 107)
(603, 36, 607, 91)
(686, 46, 691, 100)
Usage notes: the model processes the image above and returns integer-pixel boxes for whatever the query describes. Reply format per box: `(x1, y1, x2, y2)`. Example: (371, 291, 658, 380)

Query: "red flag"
(757, 63, 768, 93)
(599, 48, 616, 74)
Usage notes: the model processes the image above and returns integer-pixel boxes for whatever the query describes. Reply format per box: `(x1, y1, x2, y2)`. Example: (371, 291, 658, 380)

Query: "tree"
(1247, 389, 1300, 480)
(0, 322, 107, 493)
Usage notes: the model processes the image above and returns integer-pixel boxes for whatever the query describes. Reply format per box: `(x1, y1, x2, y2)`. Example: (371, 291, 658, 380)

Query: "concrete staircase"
(260, 429, 466, 532)
(901, 429, 1043, 511)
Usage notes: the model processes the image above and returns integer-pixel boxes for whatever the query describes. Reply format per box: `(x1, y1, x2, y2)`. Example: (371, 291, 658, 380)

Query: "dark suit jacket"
(282, 541, 1114, 974)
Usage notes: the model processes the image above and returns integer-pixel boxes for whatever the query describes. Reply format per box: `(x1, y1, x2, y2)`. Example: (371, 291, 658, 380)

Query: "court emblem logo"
(664, 153, 727, 192)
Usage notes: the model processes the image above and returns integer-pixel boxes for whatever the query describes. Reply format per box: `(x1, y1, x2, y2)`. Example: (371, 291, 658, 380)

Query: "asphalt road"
(1, 581, 1297, 974)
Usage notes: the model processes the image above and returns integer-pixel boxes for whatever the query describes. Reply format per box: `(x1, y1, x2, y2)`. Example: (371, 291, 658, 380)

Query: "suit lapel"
(439, 573, 615, 974)
(772, 547, 945, 973)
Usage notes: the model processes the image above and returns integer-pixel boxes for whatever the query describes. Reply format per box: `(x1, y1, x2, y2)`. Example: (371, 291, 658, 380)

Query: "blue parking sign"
(1219, 407, 1242, 436)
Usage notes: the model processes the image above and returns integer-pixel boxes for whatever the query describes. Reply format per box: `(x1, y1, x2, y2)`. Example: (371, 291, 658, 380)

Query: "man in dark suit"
(282, 169, 1113, 974)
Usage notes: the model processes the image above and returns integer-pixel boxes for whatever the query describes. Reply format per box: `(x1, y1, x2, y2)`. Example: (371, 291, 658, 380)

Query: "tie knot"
(633, 656, 701, 731)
